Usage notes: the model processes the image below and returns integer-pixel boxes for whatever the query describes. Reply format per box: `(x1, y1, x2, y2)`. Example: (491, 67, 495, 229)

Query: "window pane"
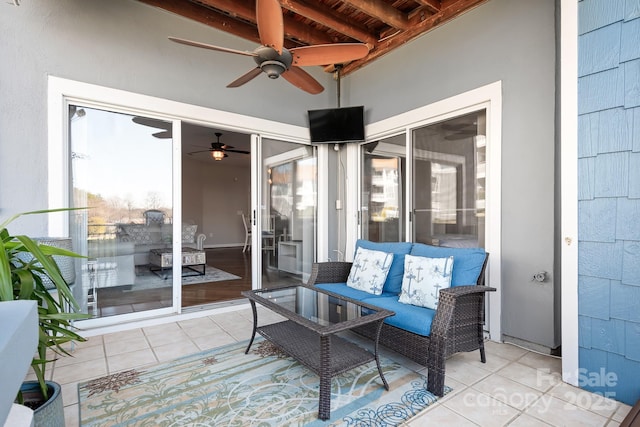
(412, 110, 486, 248)
(360, 135, 406, 242)
(69, 105, 173, 318)
(262, 139, 316, 280)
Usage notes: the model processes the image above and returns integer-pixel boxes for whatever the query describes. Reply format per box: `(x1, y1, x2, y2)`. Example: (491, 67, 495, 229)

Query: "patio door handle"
(252, 210, 256, 226)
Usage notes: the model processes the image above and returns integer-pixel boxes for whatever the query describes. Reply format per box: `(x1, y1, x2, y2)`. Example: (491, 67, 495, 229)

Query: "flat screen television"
(308, 106, 365, 143)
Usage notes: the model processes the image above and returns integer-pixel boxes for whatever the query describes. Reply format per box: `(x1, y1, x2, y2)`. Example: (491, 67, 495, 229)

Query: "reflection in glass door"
(412, 110, 486, 248)
(259, 138, 316, 283)
(69, 105, 174, 319)
(360, 135, 406, 242)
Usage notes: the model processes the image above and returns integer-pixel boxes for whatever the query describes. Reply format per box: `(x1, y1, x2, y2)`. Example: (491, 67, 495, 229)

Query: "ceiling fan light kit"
(211, 150, 226, 161)
(168, 0, 369, 94)
(188, 132, 249, 161)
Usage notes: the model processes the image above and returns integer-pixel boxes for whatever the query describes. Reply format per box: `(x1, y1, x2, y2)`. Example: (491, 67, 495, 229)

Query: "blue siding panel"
(591, 318, 626, 354)
(626, 1, 640, 21)
(578, 347, 608, 383)
(629, 153, 640, 198)
(602, 353, 640, 405)
(622, 241, 640, 285)
(579, 346, 608, 370)
(579, 315, 592, 349)
(578, 157, 596, 200)
(579, 0, 625, 34)
(579, 275, 611, 319)
(634, 108, 640, 152)
(578, 68, 625, 114)
(580, 0, 640, 406)
(578, 112, 599, 157)
(579, 23, 622, 76)
(594, 152, 629, 197)
(598, 108, 632, 153)
(579, 198, 617, 242)
(625, 59, 640, 108)
(616, 198, 640, 238)
(626, 321, 640, 362)
(579, 241, 623, 279)
(611, 281, 640, 322)
(621, 18, 640, 62)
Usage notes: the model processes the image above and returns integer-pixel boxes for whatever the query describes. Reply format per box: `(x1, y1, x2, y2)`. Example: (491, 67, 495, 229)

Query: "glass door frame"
(47, 76, 311, 328)
(349, 81, 503, 341)
(251, 135, 319, 288)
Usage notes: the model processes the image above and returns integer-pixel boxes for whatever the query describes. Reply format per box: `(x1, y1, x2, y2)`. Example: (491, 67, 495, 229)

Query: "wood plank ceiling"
(138, 0, 488, 76)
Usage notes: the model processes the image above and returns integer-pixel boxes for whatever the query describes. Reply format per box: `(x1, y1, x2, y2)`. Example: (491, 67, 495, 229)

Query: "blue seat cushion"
(355, 239, 413, 294)
(361, 296, 435, 336)
(315, 283, 396, 301)
(410, 243, 486, 287)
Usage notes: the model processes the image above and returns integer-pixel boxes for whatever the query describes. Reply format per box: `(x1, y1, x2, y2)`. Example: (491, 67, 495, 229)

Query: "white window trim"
(346, 81, 503, 342)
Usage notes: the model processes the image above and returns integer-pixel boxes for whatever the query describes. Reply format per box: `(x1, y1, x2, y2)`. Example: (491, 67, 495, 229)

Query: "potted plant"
(0, 208, 90, 425)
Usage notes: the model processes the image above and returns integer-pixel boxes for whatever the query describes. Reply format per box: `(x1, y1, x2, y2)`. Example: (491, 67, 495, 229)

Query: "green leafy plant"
(0, 208, 90, 401)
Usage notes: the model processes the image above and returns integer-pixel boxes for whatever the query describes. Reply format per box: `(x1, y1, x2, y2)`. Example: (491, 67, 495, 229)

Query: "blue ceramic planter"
(19, 381, 65, 427)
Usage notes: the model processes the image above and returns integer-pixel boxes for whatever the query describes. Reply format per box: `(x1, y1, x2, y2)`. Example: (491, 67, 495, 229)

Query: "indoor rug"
(78, 338, 449, 427)
(130, 265, 241, 290)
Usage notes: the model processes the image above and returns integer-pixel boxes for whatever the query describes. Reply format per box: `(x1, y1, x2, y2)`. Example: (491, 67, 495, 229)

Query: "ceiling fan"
(168, 0, 369, 94)
(188, 132, 249, 161)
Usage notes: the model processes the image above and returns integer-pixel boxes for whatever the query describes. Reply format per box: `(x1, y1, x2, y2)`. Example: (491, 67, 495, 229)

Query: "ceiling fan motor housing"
(254, 46, 292, 79)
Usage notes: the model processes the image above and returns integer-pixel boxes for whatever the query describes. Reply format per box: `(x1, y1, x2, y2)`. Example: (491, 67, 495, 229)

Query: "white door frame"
(560, 0, 579, 386)
(47, 76, 309, 328)
(346, 81, 503, 342)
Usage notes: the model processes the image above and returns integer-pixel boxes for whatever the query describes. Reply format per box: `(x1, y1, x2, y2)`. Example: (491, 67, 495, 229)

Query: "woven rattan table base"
(258, 321, 375, 376)
(243, 286, 391, 421)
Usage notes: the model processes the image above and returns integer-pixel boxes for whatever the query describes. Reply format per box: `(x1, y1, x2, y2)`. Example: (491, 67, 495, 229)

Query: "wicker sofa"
(306, 239, 494, 397)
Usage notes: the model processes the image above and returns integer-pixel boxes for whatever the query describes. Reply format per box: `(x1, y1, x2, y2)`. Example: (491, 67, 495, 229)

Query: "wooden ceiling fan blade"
(227, 68, 263, 88)
(282, 67, 324, 95)
(132, 116, 170, 130)
(152, 130, 172, 139)
(290, 44, 369, 66)
(256, 0, 283, 54)
(168, 36, 257, 57)
(225, 149, 250, 155)
(187, 149, 214, 155)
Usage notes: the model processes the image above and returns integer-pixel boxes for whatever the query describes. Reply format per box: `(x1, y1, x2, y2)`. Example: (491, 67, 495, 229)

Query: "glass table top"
(249, 285, 387, 328)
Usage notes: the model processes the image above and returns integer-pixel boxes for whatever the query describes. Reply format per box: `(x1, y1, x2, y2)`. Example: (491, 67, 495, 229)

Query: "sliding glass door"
(69, 105, 175, 319)
(256, 137, 316, 285)
(412, 110, 486, 248)
(359, 110, 486, 249)
(360, 135, 406, 243)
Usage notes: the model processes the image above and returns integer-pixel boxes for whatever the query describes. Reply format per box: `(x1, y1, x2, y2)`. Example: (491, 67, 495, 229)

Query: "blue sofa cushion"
(315, 283, 396, 301)
(361, 296, 435, 336)
(409, 243, 486, 287)
(355, 239, 413, 294)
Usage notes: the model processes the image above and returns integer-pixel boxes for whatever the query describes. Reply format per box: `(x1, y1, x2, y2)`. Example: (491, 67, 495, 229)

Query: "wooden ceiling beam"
(341, 0, 409, 30)
(279, 0, 378, 47)
(340, 0, 489, 75)
(413, 0, 442, 14)
(140, 0, 334, 48)
(196, 0, 254, 22)
(196, 0, 334, 45)
(139, 0, 262, 44)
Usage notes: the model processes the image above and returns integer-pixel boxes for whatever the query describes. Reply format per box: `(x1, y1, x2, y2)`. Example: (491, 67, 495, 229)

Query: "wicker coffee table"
(242, 285, 394, 420)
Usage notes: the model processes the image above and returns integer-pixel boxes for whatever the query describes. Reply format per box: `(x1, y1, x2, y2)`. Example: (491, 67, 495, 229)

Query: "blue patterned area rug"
(78, 338, 448, 426)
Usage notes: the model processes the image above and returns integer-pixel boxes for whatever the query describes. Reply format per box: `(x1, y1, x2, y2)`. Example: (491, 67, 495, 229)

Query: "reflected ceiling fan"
(187, 132, 249, 161)
(168, 0, 369, 94)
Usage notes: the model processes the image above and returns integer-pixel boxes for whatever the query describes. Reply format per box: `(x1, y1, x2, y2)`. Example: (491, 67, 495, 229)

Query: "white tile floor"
(41, 306, 630, 426)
